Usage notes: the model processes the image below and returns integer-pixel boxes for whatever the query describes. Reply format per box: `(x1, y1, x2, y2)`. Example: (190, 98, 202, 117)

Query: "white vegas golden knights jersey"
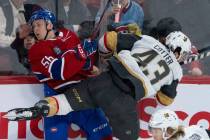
(117, 35, 183, 97)
(180, 125, 209, 140)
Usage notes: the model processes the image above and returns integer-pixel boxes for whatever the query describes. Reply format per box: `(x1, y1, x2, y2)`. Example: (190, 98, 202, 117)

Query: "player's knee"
(115, 131, 139, 140)
(84, 109, 112, 140)
(156, 80, 178, 106)
(156, 91, 176, 106)
(35, 95, 73, 117)
(111, 117, 139, 140)
(106, 94, 136, 116)
(50, 94, 73, 115)
(109, 108, 139, 140)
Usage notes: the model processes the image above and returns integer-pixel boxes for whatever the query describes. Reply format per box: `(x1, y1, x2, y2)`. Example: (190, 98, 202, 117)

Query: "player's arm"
(48, 44, 87, 80)
(155, 80, 179, 106)
(29, 43, 87, 81)
(99, 31, 140, 54)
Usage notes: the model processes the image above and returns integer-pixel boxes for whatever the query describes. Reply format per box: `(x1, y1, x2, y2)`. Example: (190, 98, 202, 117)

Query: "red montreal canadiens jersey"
(29, 28, 96, 90)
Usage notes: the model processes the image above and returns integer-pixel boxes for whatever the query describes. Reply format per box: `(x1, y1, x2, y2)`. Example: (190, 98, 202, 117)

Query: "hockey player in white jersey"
(4, 30, 192, 140)
(148, 109, 210, 140)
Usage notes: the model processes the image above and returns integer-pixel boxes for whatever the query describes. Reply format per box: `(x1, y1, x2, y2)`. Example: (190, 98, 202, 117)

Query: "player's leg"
(67, 108, 113, 140)
(37, 81, 97, 117)
(44, 84, 112, 140)
(43, 84, 69, 140)
(4, 81, 98, 120)
(88, 72, 140, 140)
(45, 83, 112, 140)
(78, 108, 113, 140)
(43, 116, 69, 140)
(107, 94, 139, 140)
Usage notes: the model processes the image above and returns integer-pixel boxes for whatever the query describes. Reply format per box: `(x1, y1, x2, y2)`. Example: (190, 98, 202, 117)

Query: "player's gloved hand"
(127, 23, 142, 37)
(91, 65, 101, 76)
(82, 39, 97, 56)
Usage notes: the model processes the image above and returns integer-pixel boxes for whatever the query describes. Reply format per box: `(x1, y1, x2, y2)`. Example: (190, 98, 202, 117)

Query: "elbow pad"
(156, 80, 179, 106)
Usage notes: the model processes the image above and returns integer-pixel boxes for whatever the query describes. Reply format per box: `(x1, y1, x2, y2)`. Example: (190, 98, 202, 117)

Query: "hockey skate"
(3, 107, 42, 121)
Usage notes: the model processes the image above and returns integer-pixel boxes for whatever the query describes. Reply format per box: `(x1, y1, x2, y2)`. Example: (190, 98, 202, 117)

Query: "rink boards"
(0, 76, 209, 140)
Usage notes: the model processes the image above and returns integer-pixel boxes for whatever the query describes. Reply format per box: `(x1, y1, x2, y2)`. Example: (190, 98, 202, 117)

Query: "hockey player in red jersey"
(29, 14, 95, 90)
(16, 9, 113, 140)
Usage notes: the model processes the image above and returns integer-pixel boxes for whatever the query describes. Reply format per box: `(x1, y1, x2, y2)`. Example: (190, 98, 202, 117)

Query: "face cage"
(168, 46, 192, 62)
(148, 125, 173, 140)
(177, 51, 192, 62)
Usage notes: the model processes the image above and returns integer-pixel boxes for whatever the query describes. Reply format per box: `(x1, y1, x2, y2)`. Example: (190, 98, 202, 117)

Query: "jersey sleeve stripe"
(61, 57, 65, 80)
(34, 73, 51, 82)
(48, 58, 57, 79)
(54, 80, 81, 90)
(61, 49, 75, 57)
(156, 91, 174, 106)
(48, 58, 63, 80)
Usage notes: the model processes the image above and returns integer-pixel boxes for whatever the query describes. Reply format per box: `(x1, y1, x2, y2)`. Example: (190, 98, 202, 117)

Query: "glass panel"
(0, 0, 209, 76)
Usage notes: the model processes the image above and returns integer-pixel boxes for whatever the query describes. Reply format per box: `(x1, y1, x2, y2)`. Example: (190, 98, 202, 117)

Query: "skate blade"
(2, 111, 20, 121)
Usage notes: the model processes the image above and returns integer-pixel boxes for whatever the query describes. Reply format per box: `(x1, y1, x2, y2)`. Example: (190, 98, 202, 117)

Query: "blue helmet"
(29, 9, 56, 26)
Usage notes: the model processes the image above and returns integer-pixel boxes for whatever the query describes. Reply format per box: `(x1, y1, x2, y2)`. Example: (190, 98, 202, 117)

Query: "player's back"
(117, 35, 183, 96)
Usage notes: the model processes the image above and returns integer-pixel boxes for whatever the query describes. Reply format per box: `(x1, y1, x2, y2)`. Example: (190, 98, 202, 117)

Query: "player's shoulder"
(29, 41, 42, 52)
(183, 125, 209, 140)
(30, 40, 49, 49)
(57, 28, 79, 42)
(58, 28, 77, 38)
(133, 35, 163, 49)
(185, 125, 202, 131)
(141, 35, 159, 42)
(184, 125, 199, 133)
(29, 40, 52, 56)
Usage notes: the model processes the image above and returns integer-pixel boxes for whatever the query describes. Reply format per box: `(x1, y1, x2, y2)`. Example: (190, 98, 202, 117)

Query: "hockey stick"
(91, 0, 112, 39)
(197, 45, 210, 53)
(180, 45, 210, 65)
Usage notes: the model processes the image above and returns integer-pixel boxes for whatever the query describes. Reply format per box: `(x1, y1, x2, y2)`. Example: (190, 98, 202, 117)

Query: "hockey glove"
(82, 39, 98, 56)
(156, 80, 178, 106)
